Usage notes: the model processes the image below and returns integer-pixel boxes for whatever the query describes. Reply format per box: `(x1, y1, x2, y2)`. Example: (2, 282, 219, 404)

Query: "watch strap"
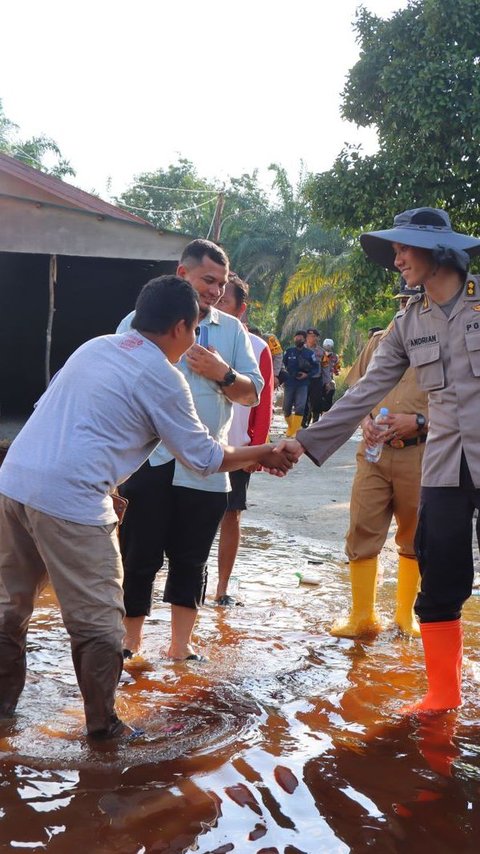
(217, 367, 237, 387)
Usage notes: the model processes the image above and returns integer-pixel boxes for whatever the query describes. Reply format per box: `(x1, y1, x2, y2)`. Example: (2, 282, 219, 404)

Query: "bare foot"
(167, 643, 196, 660)
(123, 615, 145, 654)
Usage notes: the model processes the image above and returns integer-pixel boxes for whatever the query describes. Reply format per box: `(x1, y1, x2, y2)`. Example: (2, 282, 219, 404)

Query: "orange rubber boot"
(402, 619, 463, 715)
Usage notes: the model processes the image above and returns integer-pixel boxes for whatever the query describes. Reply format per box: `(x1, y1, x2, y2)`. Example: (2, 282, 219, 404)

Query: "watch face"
(220, 369, 236, 386)
(416, 414, 426, 429)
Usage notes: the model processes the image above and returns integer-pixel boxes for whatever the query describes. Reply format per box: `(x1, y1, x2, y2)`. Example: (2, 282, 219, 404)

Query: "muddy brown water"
(1, 434, 480, 853)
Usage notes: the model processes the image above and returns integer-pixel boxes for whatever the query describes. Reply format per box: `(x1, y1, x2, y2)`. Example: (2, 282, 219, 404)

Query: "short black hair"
(132, 275, 199, 334)
(180, 238, 228, 269)
(228, 271, 249, 309)
(294, 330, 307, 338)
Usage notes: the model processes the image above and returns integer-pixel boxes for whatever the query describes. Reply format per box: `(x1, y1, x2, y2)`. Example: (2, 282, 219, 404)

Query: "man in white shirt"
(0, 275, 293, 740)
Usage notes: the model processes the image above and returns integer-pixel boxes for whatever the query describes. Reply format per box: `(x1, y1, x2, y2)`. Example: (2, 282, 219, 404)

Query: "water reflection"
(0, 506, 479, 851)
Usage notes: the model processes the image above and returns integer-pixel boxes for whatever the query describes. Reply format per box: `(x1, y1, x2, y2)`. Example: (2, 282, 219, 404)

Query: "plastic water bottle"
(295, 570, 321, 586)
(364, 407, 389, 463)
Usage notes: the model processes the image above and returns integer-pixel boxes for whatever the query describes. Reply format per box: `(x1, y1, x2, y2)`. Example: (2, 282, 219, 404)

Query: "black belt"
(385, 434, 427, 449)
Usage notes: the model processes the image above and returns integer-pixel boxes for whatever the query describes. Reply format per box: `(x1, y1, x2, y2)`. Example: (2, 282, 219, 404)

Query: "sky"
(1, 0, 409, 202)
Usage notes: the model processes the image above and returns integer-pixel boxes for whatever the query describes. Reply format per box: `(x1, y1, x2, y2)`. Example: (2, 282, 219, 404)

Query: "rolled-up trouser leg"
(26, 508, 126, 736)
(0, 496, 49, 716)
(119, 459, 175, 617)
(164, 486, 228, 609)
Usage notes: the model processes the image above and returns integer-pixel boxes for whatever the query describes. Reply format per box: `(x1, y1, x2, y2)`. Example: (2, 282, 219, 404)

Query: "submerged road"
(0, 421, 479, 852)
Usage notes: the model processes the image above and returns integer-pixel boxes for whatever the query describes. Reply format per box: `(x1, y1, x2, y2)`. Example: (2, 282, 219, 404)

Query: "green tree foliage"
(307, 0, 480, 232)
(118, 160, 343, 337)
(231, 164, 344, 284)
(115, 158, 218, 234)
(0, 98, 75, 178)
(0, 100, 16, 145)
(281, 243, 394, 355)
(227, 164, 346, 334)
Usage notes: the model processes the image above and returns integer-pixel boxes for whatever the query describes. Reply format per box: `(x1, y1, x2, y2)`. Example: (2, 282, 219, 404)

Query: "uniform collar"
(402, 292, 429, 314)
(201, 306, 221, 325)
(408, 277, 480, 318)
(419, 293, 431, 314)
(419, 277, 479, 319)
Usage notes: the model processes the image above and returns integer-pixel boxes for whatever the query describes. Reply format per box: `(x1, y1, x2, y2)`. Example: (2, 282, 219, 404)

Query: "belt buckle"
(390, 437, 405, 449)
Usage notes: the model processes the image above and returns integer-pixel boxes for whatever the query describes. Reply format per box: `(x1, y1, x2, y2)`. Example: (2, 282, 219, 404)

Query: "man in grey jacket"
(283, 207, 480, 716)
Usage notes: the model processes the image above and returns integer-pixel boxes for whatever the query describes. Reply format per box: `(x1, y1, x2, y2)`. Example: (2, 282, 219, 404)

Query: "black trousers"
(119, 461, 227, 614)
(320, 386, 335, 413)
(302, 377, 324, 427)
(414, 455, 480, 623)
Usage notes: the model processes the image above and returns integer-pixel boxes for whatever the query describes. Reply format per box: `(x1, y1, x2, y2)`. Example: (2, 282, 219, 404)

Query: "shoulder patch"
(467, 280, 476, 297)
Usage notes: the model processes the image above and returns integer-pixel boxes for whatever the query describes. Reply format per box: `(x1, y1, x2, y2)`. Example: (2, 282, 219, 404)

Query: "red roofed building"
(0, 153, 191, 414)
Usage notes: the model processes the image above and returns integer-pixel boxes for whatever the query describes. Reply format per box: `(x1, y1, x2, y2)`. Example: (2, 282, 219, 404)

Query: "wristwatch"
(217, 367, 237, 387)
(415, 413, 427, 432)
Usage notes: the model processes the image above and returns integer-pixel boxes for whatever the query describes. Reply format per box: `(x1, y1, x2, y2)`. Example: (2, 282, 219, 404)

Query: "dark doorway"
(0, 253, 175, 415)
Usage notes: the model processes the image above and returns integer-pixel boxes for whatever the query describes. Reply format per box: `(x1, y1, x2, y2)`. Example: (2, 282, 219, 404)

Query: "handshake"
(257, 438, 305, 477)
(222, 439, 304, 477)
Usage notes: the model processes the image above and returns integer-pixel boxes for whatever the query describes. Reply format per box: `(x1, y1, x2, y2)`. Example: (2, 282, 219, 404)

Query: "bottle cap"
(380, 407, 389, 416)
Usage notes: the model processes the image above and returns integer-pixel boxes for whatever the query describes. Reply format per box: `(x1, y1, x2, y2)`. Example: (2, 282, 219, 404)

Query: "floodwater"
(1, 451, 480, 853)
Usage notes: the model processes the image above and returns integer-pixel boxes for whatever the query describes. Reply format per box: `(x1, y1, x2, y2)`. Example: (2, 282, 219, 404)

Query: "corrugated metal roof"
(0, 151, 147, 225)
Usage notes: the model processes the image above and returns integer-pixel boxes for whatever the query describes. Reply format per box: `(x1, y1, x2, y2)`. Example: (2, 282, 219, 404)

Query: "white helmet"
(323, 338, 334, 349)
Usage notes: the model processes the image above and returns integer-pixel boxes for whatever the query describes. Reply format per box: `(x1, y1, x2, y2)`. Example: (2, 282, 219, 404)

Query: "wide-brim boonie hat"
(360, 207, 480, 270)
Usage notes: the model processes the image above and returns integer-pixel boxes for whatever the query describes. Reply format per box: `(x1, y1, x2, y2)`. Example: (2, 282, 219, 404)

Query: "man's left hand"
(185, 344, 228, 382)
(382, 413, 420, 442)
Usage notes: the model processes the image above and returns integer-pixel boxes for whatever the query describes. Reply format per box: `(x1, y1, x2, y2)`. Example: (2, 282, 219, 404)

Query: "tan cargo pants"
(346, 442, 424, 561)
(0, 495, 125, 736)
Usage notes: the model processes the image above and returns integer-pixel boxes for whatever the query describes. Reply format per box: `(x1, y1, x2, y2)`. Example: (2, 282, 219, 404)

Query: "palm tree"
(226, 164, 346, 328)
(281, 249, 355, 346)
(281, 244, 396, 361)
